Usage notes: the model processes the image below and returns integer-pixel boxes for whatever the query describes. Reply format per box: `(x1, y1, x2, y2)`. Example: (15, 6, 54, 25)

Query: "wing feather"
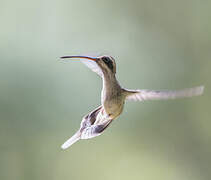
(125, 86, 204, 101)
(80, 59, 103, 77)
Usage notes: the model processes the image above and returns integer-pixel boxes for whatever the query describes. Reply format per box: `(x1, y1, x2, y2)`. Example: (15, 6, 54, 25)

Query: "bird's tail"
(61, 131, 81, 150)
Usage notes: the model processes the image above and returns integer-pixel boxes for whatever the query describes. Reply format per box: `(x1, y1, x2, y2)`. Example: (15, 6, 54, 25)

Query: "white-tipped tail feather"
(61, 131, 81, 149)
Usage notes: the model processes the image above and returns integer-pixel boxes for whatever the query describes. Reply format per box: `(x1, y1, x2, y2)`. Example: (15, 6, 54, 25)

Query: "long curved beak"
(60, 55, 98, 61)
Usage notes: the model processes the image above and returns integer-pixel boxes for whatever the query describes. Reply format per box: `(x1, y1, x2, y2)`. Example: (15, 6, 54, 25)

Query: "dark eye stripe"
(102, 57, 113, 70)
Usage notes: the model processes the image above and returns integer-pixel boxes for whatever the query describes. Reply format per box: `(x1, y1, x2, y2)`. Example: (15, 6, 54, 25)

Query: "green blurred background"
(0, 0, 210, 179)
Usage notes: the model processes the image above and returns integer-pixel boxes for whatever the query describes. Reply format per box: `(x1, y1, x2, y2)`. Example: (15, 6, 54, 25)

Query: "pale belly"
(93, 100, 124, 125)
(100, 85, 125, 120)
(103, 98, 124, 119)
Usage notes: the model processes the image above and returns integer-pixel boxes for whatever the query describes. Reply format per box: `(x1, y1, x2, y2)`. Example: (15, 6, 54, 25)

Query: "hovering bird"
(60, 55, 204, 149)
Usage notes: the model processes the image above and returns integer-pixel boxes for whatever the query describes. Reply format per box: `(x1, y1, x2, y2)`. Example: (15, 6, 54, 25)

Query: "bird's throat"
(102, 73, 120, 96)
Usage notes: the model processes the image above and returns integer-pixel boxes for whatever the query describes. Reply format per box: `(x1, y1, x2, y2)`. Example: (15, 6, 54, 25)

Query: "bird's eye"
(102, 57, 110, 63)
(102, 57, 113, 70)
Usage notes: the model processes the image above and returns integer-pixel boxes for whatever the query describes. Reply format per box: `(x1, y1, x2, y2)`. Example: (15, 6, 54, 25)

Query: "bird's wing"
(80, 59, 103, 77)
(125, 86, 204, 101)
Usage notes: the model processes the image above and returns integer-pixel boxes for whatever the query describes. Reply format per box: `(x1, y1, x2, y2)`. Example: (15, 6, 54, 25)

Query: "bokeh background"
(0, 0, 210, 179)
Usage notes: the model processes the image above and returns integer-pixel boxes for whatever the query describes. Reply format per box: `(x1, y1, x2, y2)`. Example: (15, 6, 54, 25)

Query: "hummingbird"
(60, 55, 204, 149)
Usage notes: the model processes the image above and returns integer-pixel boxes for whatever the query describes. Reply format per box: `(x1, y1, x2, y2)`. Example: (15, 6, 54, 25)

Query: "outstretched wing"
(125, 86, 204, 101)
(80, 59, 103, 77)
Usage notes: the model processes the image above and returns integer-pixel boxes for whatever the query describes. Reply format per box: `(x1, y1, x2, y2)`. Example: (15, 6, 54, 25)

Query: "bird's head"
(60, 55, 116, 74)
(97, 55, 116, 74)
